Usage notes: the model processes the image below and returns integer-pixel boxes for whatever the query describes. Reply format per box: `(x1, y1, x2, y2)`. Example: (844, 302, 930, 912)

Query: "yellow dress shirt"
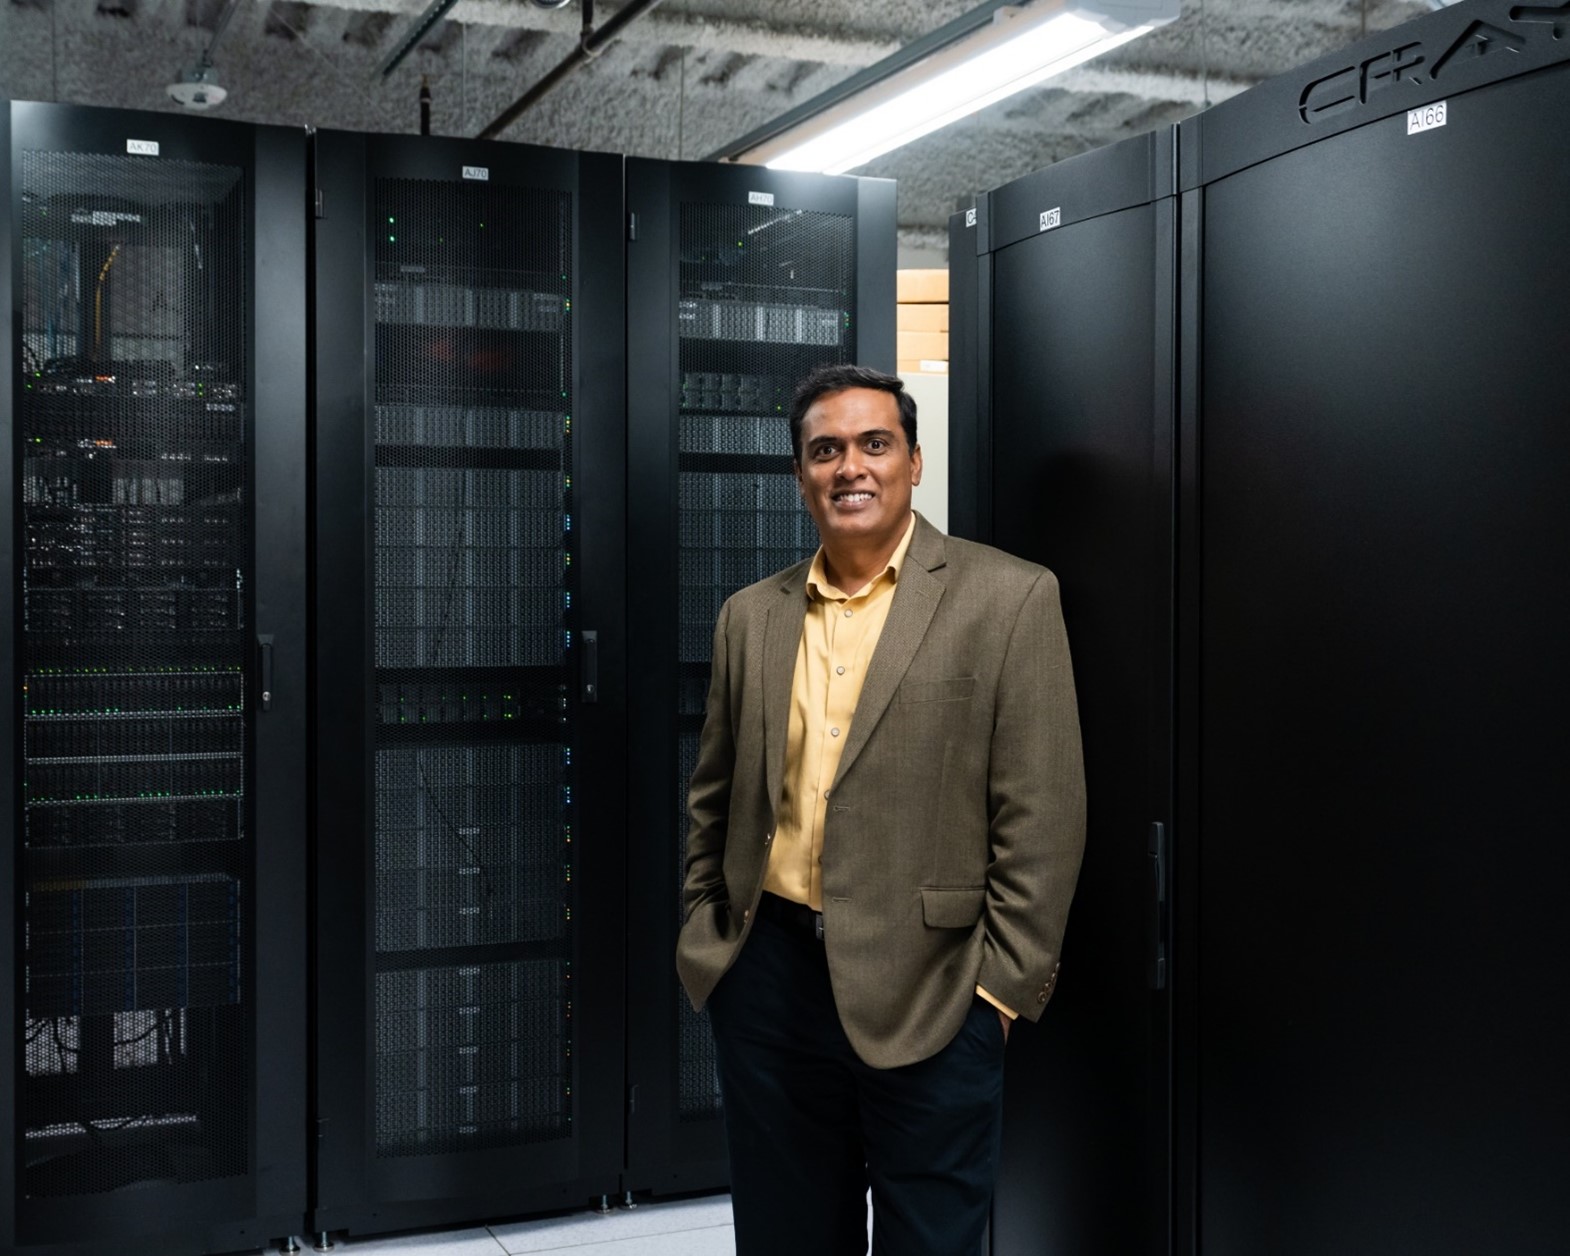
(764, 514, 1017, 1020)
(765, 514, 915, 910)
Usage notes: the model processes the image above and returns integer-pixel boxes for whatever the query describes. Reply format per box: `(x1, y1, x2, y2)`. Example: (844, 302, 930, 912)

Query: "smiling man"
(676, 363, 1086, 1256)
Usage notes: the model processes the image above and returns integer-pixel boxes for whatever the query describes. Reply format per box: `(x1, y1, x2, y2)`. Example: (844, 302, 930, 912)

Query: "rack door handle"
(581, 630, 599, 704)
(258, 634, 275, 712)
(1148, 821, 1168, 990)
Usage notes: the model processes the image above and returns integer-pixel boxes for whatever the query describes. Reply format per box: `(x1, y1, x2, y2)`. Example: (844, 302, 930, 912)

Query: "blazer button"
(743, 908, 751, 923)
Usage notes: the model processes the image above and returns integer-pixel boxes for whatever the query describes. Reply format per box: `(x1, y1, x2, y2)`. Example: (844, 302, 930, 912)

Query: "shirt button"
(830, 727, 840, 737)
(835, 665, 845, 675)
(844, 609, 853, 618)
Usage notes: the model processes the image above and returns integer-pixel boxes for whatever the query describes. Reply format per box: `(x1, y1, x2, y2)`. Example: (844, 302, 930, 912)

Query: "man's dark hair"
(789, 363, 918, 463)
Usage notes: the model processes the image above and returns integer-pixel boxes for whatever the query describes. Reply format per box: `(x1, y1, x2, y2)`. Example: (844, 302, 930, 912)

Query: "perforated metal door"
(17, 149, 251, 1198)
(369, 177, 576, 1158)
(673, 201, 853, 1122)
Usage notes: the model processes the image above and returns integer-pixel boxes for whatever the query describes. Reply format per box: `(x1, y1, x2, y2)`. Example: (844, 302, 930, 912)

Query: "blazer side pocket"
(921, 886, 986, 929)
(899, 676, 976, 704)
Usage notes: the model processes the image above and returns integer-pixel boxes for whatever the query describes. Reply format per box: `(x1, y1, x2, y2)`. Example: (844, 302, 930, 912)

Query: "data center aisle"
(331, 1195, 736, 1256)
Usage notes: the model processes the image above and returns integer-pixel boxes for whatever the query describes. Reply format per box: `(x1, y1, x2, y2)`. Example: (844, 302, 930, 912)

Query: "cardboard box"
(897, 330, 948, 361)
(896, 269, 949, 303)
(897, 303, 949, 333)
(897, 359, 949, 375)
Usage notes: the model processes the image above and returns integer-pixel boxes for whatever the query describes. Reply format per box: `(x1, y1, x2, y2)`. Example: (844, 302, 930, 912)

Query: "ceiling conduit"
(478, 0, 670, 140)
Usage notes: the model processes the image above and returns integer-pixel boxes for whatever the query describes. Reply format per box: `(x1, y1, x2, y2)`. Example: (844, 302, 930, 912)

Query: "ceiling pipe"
(202, 0, 243, 64)
(478, 0, 668, 140)
(378, 0, 462, 78)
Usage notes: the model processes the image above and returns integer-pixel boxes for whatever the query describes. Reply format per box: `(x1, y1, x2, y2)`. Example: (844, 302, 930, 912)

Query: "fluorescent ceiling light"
(736, 0, 1179, 174)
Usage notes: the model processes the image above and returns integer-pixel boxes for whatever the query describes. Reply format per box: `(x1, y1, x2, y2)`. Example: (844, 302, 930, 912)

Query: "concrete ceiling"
(0, 0, 1439, 263)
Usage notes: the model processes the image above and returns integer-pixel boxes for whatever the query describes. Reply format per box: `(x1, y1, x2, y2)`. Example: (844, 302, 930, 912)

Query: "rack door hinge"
(314, 188, 325, 220)
(627, 211, 638, 241)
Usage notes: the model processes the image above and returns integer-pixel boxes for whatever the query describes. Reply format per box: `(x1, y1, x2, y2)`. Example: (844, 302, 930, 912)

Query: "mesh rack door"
(15, 148, 252, 1201)
(368, 176, 576, 1162)
(672, 200, 854, 1127)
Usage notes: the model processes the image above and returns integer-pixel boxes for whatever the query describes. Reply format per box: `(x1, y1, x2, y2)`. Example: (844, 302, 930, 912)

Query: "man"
(676, 363, 1086, 1255)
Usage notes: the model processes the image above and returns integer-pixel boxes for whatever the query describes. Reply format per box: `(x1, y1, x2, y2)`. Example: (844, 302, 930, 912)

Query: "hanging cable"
(93, 245, 122, 362)
(1200, 0, 1211, 109)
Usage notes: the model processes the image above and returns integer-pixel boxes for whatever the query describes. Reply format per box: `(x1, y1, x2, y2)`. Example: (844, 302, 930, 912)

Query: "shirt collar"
(805, 512, 918, 603)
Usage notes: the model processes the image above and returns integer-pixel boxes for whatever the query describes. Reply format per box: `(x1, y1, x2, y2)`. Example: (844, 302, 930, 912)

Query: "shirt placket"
(811, 593, 856, 907)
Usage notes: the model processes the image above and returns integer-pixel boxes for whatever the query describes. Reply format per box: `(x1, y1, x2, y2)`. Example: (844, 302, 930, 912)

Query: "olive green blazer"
(676, 513, 1086, 1069)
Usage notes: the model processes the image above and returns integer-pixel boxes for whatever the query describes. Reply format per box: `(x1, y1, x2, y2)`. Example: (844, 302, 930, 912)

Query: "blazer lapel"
(832, 516, 948, 788)
(762, 566, 808, 815)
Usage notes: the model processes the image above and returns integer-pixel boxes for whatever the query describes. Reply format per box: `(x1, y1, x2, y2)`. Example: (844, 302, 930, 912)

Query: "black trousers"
(707, 905, 1006, 1256)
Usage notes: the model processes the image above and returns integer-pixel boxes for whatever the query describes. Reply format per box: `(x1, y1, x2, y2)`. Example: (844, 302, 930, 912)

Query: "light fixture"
(165, 0, 242, 111)
(716, 0, 1179, 174)
(167, 62, 228, 111)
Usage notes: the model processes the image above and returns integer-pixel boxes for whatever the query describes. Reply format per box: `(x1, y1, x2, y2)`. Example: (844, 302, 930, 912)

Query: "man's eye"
(867, 439, 886, 451)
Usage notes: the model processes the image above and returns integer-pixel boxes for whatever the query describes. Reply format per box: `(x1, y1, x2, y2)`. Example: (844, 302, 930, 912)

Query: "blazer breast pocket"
(899, 676, 976, 704)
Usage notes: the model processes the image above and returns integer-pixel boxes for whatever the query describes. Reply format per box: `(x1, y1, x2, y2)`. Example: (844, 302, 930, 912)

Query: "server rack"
(624, 159, 895, 1194)
(1176, 2, 1570, 1251)
(953, 132, 1176, 1256)
(3, 102, 308, 1256)
(311, 133, 626, 1238)
(945, 203, 983, 545)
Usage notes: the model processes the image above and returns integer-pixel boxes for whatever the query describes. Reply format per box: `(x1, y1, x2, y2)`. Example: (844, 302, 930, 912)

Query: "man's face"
(794, 387, 922, 554)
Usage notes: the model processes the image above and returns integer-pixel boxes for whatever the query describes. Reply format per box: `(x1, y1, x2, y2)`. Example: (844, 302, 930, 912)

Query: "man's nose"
(836, 447, 865, 478)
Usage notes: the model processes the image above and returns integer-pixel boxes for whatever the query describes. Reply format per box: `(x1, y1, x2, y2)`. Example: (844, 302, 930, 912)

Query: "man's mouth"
(833, 491, 874, 505)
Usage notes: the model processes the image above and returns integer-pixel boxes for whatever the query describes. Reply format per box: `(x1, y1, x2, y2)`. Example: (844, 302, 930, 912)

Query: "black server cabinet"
(2, 102, 308, 1255)
(624, 159, 895, 1194)
(1177, 2, 1570, 1251)
(956, 133, 1176, 1256)
(311, 133, 626, 1237)
(945, 204, 983, 544)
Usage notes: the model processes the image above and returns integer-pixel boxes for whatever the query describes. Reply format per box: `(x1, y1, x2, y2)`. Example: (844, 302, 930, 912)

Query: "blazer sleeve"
(682, 598, 735, 920)
(977, 569, 1088, 1021)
